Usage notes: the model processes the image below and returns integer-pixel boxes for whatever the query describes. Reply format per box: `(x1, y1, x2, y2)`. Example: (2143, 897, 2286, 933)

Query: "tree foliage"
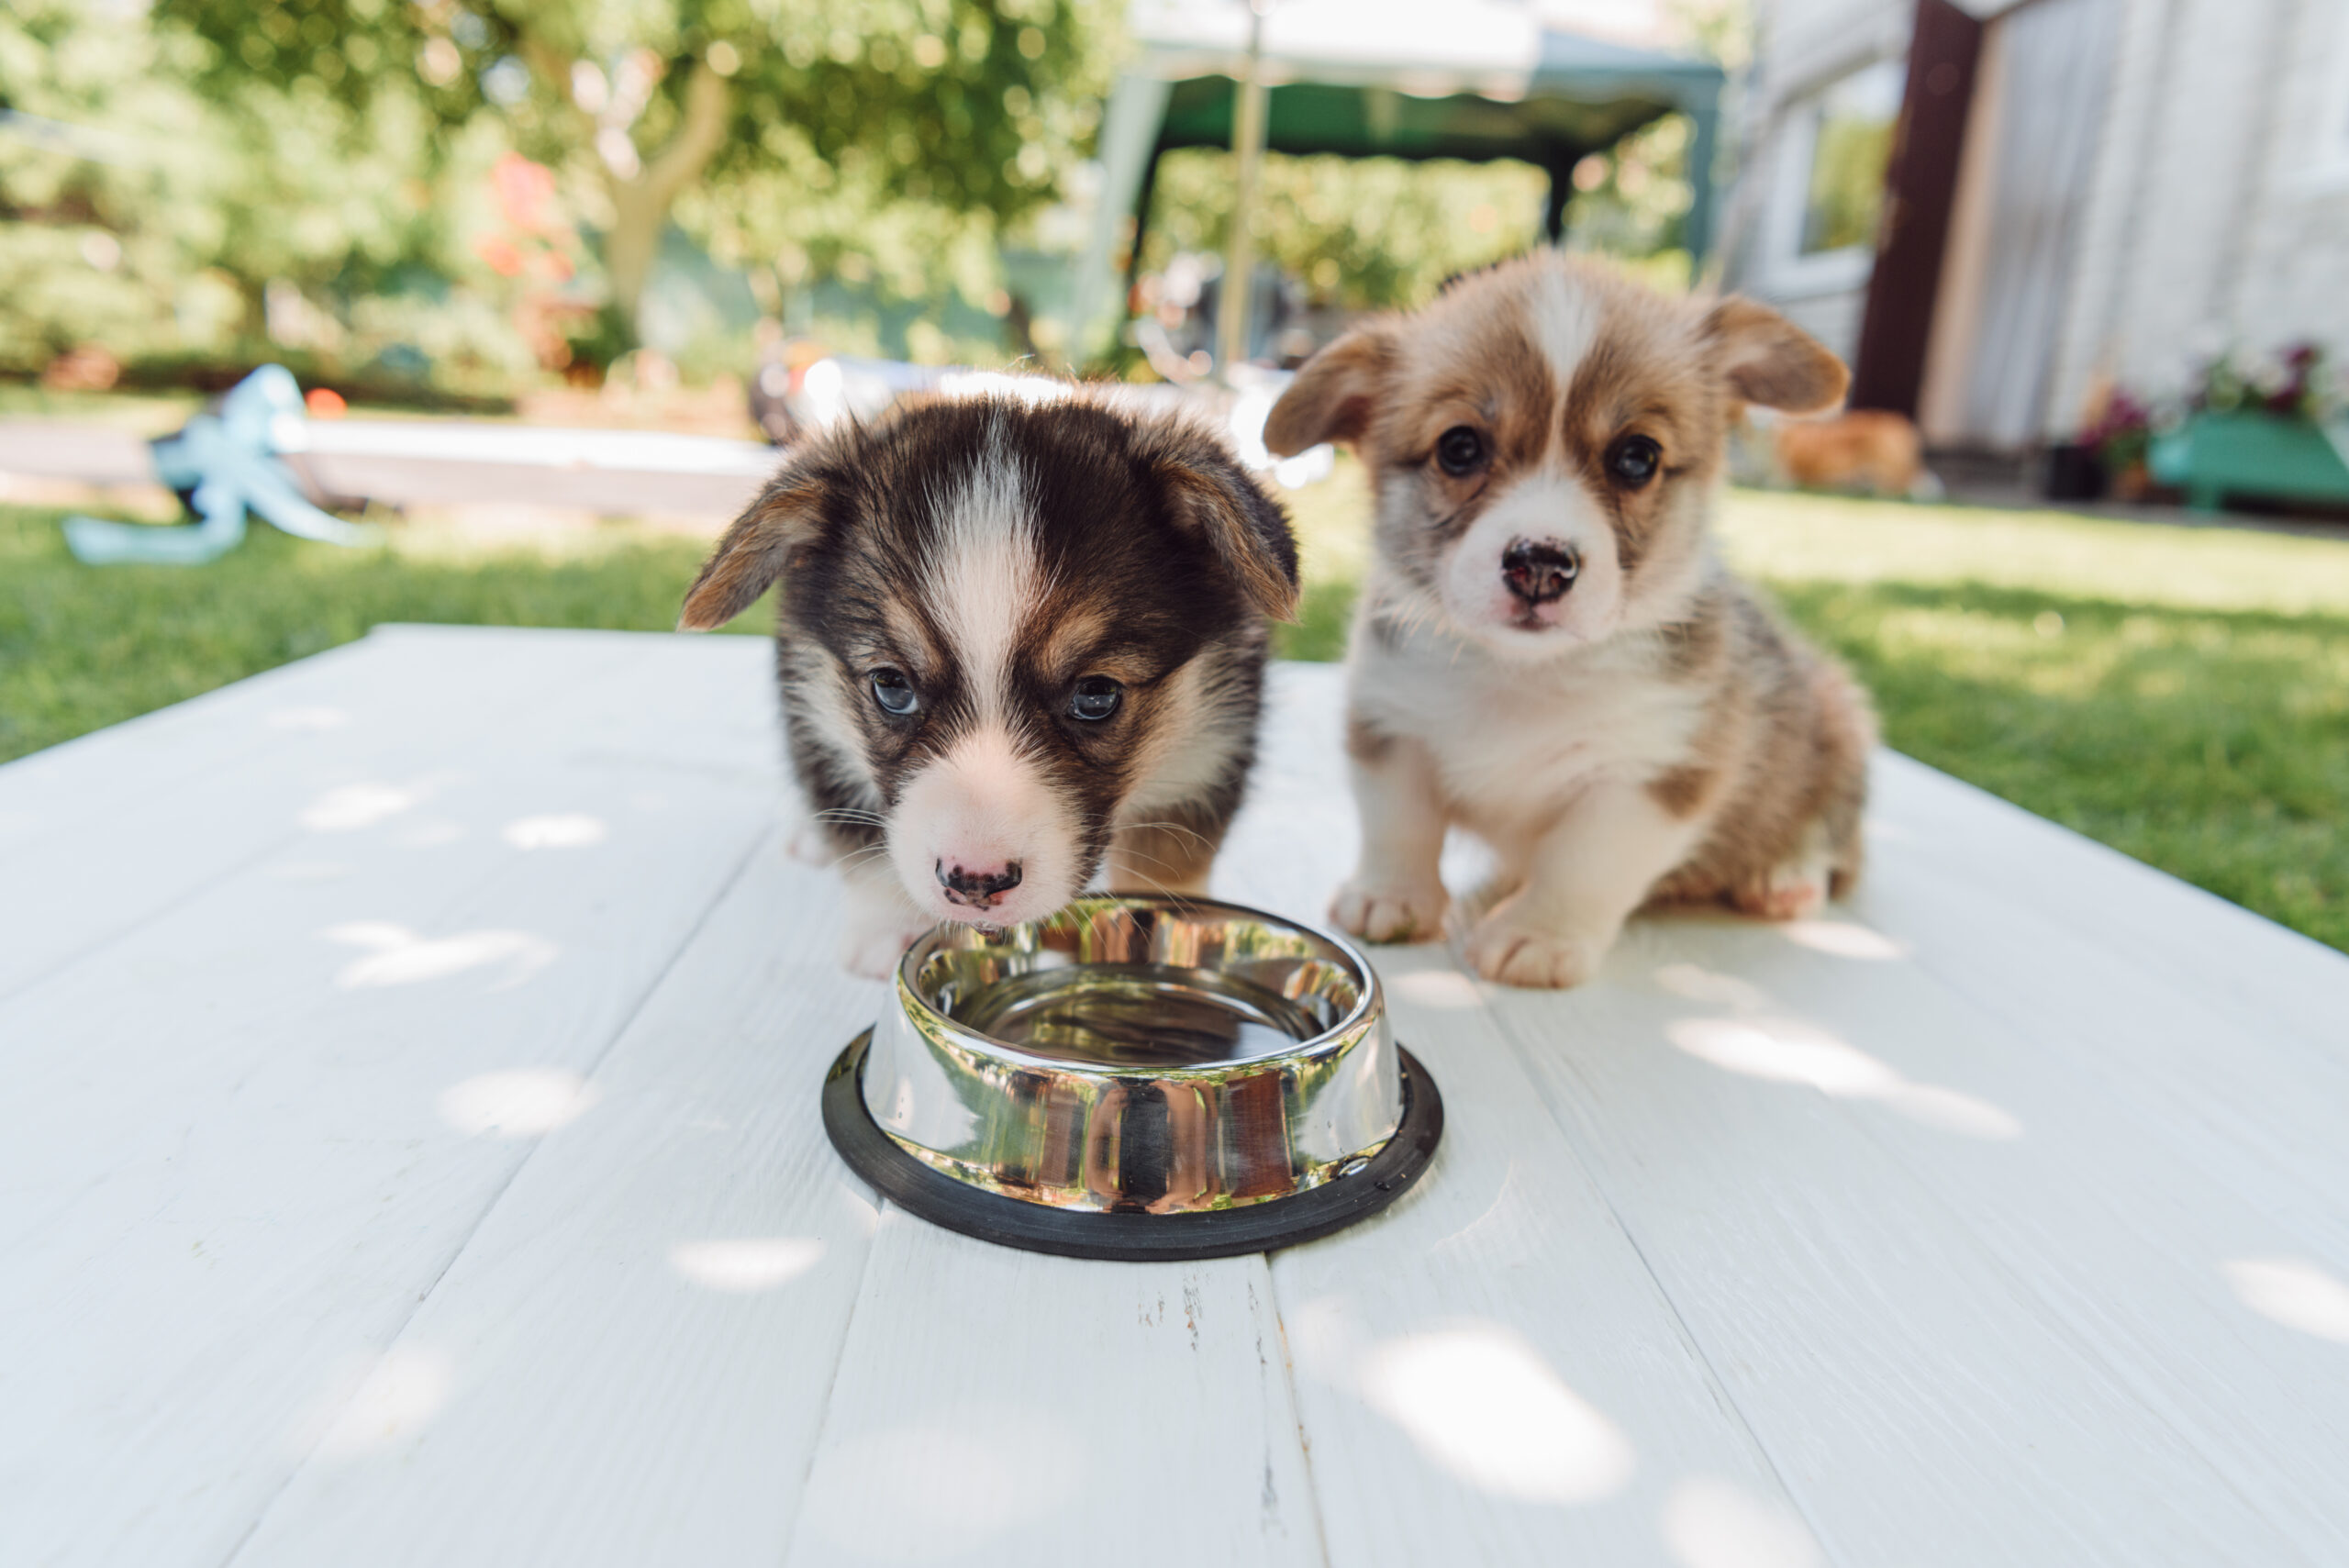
(1143, 152, 1549, 314)
(150, 0, 1114, 334)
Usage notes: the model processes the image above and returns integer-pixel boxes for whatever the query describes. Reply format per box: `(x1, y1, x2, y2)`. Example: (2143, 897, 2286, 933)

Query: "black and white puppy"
(680, 392, 1299, 975)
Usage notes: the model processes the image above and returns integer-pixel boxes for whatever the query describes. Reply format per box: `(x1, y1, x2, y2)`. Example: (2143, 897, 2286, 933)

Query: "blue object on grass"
(62, 364, 371, 565)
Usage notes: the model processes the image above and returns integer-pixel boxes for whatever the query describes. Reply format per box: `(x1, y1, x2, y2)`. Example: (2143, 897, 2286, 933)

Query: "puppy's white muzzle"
(886, 725, 1077, 929)
(1441, 475, 1624, 655)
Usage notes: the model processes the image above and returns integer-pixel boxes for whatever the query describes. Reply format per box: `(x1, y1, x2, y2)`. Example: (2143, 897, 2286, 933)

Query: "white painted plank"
(1207, 664, 1833, 1568)
(762, 662, 1338, 1568)
(0, 627, 648, 1000)
(0, 633, 782, 1568)
(0, 633, 387, 851)
(1622, 907, 2349, 1559)
(0, 625, 628, 855)
(1870, 752, 2349, 1060)
(225, 842, 886, 1568)
(234, 661, 1330, 1568)
(783, 1221, 1322, 1568)
(1478, 923, 2316, 1566)
(1845, 832, 2349, 1261)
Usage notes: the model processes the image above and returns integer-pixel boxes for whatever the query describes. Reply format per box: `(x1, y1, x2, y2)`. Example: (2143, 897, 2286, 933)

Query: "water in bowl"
(951, 962, 1323, 1069)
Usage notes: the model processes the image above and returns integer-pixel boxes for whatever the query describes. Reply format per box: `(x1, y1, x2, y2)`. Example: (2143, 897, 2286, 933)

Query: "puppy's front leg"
(837, 854, 934, 980)
(1466, 779, 1705, 988)
(1331, 717, 1451, 943)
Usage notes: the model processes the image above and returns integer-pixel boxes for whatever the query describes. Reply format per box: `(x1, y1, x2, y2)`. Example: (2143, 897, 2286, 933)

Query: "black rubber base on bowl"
(821, 1030, 1444, 1262)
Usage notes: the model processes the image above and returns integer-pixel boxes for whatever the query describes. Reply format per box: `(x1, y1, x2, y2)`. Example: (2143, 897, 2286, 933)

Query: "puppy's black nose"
(1502, 538, 1580, 606)
(936, 859, 1023, 908)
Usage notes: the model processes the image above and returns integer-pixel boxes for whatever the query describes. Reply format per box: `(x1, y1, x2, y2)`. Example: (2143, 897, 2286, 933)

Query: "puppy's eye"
(869, 668, 919, 716)
(1068, 676, 1123, 722)
(1434, 425, 1486, 476)
(1606, 434, 1663, 488)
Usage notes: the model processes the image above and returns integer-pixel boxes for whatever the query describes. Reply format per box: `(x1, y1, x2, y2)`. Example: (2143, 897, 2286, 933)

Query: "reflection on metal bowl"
(823, 895, 1442, 1261)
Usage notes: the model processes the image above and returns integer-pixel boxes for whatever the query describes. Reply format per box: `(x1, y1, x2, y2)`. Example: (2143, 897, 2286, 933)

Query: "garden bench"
(5, 625, 2347, 1566)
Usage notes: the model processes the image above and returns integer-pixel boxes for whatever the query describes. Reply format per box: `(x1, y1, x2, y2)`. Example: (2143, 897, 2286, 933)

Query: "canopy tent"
(1069, 0, 1726, 358)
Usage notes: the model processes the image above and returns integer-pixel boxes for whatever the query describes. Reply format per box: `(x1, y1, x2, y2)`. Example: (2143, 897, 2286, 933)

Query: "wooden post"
(1847, 0, 1983, 418)
(1217, 0, 1272, 383)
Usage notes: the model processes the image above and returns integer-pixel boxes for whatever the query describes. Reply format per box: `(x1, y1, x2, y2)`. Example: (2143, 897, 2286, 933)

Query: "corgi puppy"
(680, 392, 1299, 976)
(1264, 253, 1875, 988)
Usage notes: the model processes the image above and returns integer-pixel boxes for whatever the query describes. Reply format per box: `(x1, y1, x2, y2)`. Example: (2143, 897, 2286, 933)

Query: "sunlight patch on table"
(797, 1412, 1075, 1562)
(2223, 1257, 2349, 1343)
(1779, 919, 1906, 960)
(1359, 1323, 1637, 1505)
(1662, 1476, 1822, 1568)
(438, 1068, 599, 1137)
(1391, 968, 1484, 1010)
(300, 783, 416, 831)
(1666, 1013, 2022, 1140)
(669, 1238, 825, 1292)
(504, 812, 609, 850)
(325, 921, 556, 988)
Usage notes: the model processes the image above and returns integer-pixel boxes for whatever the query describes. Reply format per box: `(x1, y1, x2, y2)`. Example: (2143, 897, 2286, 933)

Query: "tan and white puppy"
(681, 393, 1298, 976)
(1264, 253, 1875, 988)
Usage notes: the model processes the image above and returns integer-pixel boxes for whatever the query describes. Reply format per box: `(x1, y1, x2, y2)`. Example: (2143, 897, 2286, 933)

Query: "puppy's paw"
(838, 881, 933, 980)
(1464, 917, 1609, 989)
(840, 919, 930, 981)
(1728, 861, 1829, 921)
(785, 820, 839, 866)
(1331, 876, 1450, 944)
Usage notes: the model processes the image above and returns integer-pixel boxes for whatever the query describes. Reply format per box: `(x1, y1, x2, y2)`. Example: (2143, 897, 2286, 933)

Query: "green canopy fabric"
(1068, 4, 1723, 359)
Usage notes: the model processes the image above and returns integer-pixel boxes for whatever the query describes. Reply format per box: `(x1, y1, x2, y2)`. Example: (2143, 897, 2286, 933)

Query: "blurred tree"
(153, 0, 1114, 342)
(1142, 152, 1548, 314)
(1, 0, 479, 377)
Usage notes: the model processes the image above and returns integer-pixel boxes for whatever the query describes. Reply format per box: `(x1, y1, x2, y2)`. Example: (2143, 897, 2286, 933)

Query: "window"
(1797, 60, 1907, 256)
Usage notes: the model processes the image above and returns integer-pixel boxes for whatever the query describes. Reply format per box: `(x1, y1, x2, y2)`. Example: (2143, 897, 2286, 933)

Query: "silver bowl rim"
(891, 893, 1386, 1080)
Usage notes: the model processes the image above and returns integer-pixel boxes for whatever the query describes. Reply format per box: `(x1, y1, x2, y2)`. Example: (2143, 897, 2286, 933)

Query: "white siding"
(1734, 0, 2349, 445)
(1721, 0, 1911, 367)
(2231, 1, 2349, 359)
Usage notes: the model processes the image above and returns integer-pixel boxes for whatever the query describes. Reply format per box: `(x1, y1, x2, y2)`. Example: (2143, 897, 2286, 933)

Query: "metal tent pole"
(1216, 0, 1272, 383)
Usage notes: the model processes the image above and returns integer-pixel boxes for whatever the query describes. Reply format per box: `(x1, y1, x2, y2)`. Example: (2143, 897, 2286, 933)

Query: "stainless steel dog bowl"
(822, 895, 1442, 1261)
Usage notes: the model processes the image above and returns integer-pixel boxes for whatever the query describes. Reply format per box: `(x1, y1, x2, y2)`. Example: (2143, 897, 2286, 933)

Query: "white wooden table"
(7, 626, 2349, 1568)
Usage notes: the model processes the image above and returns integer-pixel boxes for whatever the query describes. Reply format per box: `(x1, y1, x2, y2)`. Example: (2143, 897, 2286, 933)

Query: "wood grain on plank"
(0, 635, 782, 1568)
(1480, 918, 2319, 1567)
(783, 1219, 1323, 1568)
(1871, 752, 2349, 1060)
(1624, 907, 2349, 1560)
(1225, 664, 1831, 1568)
(228, 840, 886, 1568)
(0, 627, 641, 1001)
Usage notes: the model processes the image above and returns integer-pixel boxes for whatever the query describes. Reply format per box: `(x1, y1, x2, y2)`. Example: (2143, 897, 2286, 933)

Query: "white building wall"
(2230, 1, 2349, 362)
(2041, 0, 2179, 436)
(1720, 0, 1911, 367)
(1733, 0, 2349, 444)
(2049, 0, 2298, 429)
(2041, 0, 2349, 434)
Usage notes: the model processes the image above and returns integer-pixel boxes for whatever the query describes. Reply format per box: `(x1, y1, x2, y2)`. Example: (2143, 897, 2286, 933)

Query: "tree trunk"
(600, 61, 731, 343)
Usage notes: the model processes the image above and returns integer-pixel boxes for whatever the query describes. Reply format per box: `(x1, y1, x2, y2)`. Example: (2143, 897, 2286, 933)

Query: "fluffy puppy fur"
(680, 391, 1298, 977)
(1264, 253, 1875, 988)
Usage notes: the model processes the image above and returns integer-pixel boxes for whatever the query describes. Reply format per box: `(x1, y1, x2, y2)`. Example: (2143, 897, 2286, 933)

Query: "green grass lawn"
(5, 472, 2345, 953)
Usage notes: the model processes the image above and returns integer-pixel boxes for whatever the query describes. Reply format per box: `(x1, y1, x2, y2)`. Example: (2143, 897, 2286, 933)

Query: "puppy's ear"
(1264, 327, 1392, 455)
(1159, 447, 1302, 623)
(678, 474, 822, 630)
(1703, 296, 1849, 415)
